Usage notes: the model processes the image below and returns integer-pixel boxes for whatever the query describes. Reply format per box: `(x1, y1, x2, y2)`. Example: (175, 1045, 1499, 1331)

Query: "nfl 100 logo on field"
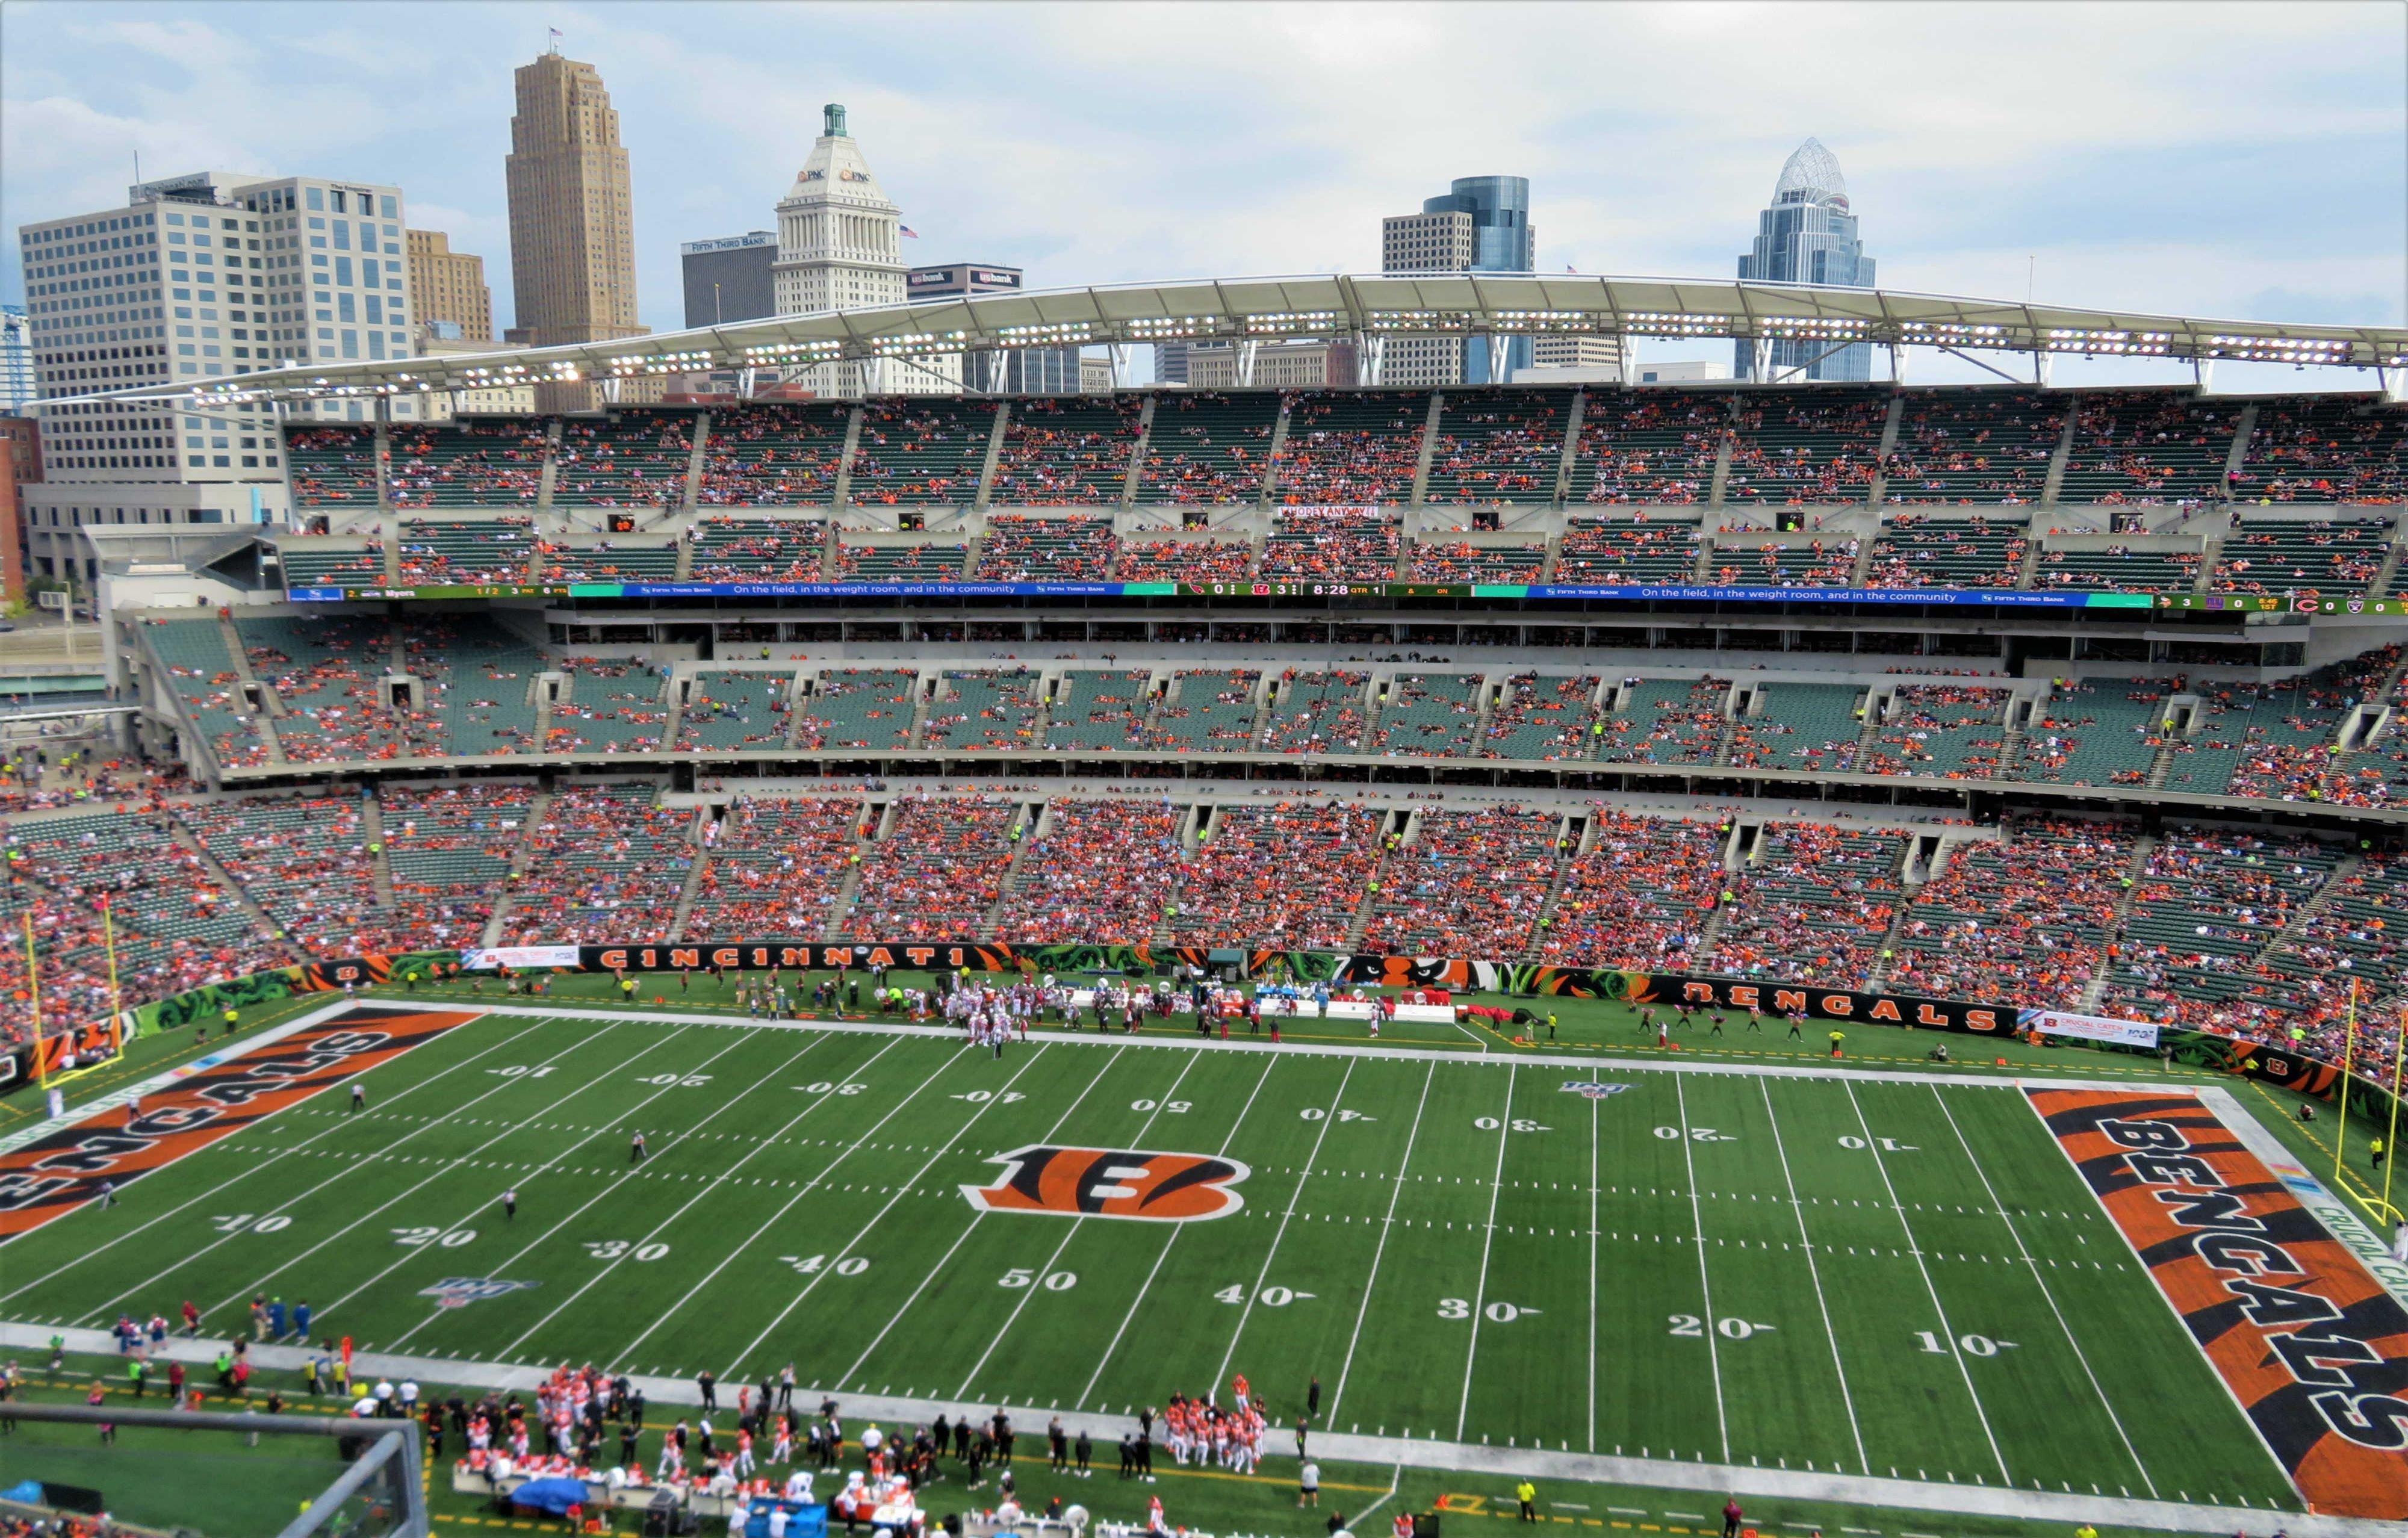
(1559, 1081, 1633, 1099)
(420, 1277, 541, 1309)
(962, 1146, 1249, 1221)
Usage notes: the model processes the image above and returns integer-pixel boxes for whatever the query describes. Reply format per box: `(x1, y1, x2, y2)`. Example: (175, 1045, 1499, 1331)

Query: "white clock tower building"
(772, 103, 957, 396)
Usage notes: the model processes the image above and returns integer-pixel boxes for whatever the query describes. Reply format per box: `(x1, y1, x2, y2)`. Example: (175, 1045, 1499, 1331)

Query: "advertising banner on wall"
(2018, 1009, 2162, 1049)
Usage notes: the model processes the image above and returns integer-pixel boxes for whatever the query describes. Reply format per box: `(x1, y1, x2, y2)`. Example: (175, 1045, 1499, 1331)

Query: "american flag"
(899, 225, 920, 239)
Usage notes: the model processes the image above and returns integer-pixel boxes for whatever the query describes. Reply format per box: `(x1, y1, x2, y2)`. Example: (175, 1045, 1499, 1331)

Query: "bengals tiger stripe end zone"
(0, 1007, 481, 1239)
(2029, 1086, 2408, 1521)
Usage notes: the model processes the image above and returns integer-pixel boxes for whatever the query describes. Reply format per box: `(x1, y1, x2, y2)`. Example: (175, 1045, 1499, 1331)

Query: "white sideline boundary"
(2195, 1083, 2408, 1305)
(0, 1320, 2380, 1538)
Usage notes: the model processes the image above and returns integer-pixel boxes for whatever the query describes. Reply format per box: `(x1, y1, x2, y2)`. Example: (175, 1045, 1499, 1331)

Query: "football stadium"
(5, 120, 2408, 1538)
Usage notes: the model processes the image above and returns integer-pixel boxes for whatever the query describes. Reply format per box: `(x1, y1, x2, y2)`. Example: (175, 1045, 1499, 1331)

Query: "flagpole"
(2337, 979, 2359, 1187)
(23, 910, 43, 1091)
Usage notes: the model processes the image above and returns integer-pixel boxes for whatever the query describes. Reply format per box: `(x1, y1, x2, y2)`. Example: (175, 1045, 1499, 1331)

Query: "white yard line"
(0, 1007, 539, 1294)
(720, 1044, 1058, 1380)
(1075, 1054, 1280, 1411)
(1453, 1063, 1517, 1443)
(1842, 1082, 2008, 1485)
(1587, 1085, 1599, 1455)
(1329, 1057, 1438, 1424)
(217, 1022, 713, 1324)
(383, 1029, 840, 1355)
(1672, 1073, 1730, 1463)
(1757, 1078, 1867, 1477)
(610, 1035, 925, 1367)
(948, 1048, 1183, 1398)
(73, 1016, 638, 1325)
(1928, 1087, 2155, 1498)
(1212, 1057, 1359, 1394)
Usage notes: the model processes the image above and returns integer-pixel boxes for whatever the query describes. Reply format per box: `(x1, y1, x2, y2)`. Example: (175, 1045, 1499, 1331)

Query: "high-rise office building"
(406, 229, 492, 343)
(1734, 138, 1876, 382)
(1380, 176, 1542, 385)
(774, 104, 953, 395)
(13, 169, 407, 577)
(906, 263, 1075, 393)
(505, 49, 644, 350)
(0, 305, 32, 415)
(682, 232, 777, 329)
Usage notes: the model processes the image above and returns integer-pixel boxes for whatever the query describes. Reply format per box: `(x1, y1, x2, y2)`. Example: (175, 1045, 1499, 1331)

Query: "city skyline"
(1, 1, 2401, 391)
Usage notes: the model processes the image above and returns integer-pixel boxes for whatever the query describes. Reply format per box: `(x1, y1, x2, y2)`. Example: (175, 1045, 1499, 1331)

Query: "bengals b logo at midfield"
(962, 1146, 1249, 1222)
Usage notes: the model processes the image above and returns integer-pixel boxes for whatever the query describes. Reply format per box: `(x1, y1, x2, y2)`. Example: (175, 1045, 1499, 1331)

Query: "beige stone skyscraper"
(504, 49, 644, 349)
(407, 229, 494, 343)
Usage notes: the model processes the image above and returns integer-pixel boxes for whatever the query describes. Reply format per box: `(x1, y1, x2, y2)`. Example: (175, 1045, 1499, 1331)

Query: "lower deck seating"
(1361, 808, 1560, 955)
(992, 800, 1181, 944)
(842, 798, 1020, 938)
(1703, 823, 1905, 985)
(1888, 822, 2131, 1006)
(1538, 812, 1724, 970)
(1168, 802, 1380, 950)
(500, 782, 692, 944)
(684, 797, 861, 938)
(382, 783, 535, 945)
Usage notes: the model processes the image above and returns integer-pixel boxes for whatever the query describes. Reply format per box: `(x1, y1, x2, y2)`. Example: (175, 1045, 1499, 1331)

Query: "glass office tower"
(1734, 140, 1876, 381)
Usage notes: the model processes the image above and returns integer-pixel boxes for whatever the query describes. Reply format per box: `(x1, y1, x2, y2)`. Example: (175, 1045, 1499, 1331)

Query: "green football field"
(0, 1002, 2304, 1521)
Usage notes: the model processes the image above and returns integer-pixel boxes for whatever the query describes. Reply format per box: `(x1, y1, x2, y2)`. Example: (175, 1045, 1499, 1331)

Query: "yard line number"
(1000, 1268, 1078, 1291)
(1440, 1298, 1539, 1323)
(1669, 1313, 1778, 1341)
(780, 1253, 870, 1277)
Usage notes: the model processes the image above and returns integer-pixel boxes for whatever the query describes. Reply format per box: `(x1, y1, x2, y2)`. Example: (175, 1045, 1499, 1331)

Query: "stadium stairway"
(362, 794, 396, 909)
(479, 789, 551, 948)
(166, 819, 285, 946)
(217, 610, 290, 763)
(975, 800, 1044, 935)
(2078, 833, 2159, 1011)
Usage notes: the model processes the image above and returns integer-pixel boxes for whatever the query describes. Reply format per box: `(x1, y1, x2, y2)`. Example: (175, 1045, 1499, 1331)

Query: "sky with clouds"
(4, 0, 2403, 387)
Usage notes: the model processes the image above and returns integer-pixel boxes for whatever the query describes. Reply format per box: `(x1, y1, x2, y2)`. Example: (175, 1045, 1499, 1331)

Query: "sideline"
(0, 1322, 2366, 1538)
(2198, 1083, 2408, 1304)
(395, 999, 2203, 1095)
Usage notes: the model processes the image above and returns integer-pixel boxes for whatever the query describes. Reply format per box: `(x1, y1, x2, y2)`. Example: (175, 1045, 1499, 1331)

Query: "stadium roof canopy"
(63, 271, 2408, 409)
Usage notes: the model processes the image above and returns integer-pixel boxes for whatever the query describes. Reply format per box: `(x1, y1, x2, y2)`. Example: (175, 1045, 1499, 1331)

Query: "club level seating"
(1863, 515, 2028, 589)
(1556, 516, 1699, 585)
(2232, 395, 2408, 504)
(1479, 673, 1600, 760)
(676, 670, 792, 751)
(921, 669, 1043, 751)
(992, 799, 1180, 945)
(846, 400, 993, 506)
(2218, 650, 2395, 802)
(1538, 811, 1723, 969)
(548, 658, 668, 754)
(1722, 389, 1886, 506)
(285, 426, 379, 506)
(1567, 393, 1724, 505)
(1111, 536, 1255, 583)
(1597, 677, 1728, 765)
(834, 541, 969, 583)
(2056, 393, 2244, 505)
(1171, 802, 1379, 950)
(237, 613, 409, 764)
(988, 397, 1143, 506)
(2211, 517, 2391, 598)
(553, 412, 694, 507)
(1135, 392, 1277, 504)
(1705, 539, 1858, 587)
(796, 669, 919, 751)
(1882, 390, 2064, 506)
(1423, 390, 1565, 505)
(1409, 540, 1548, 582)
(400, 613, 544, 757)
(501, 781, 692, 944)
(1259, 509, 1400, 583)
(146, 618, 271, 769)
(690, 516, 827, 582)
(2009, 678, 2173, 787)
(1043, 670, 1154, 751)
(1261, 671, 1370, 753)
(1860, 685, 2009, 778)
(842, 797, 1019, 938)
(539, 540, 680, 583)
(1369, 672, 1484, 757)
(2032, 545, 2200, 593)
(277, 539, 385, 588)
(975, 515, 1116, 581)
(1362, 807, 1561, 955)
(382, 783, 534, 946)
(385, 421, 547, 507)
(1722, 682, 1864, 771)
(2161, 663, 2374, 797)
(1703, 823, 1905, 985)
(396, 516, 533, 586)
(1149, 670, 1262, 752)
(684, 797, 860, 938)
(1271, 391, 1425, 506)
(697, 403, 849, 507)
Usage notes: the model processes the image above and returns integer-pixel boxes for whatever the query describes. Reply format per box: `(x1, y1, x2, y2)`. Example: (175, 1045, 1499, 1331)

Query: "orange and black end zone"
(2028, 1085, 2408, 1522)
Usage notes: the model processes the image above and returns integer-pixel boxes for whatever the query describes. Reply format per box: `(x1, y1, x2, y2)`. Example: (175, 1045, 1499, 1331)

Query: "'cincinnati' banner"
(0, 1006, 477, 1238)
(2030, 1087, 2408, 1520)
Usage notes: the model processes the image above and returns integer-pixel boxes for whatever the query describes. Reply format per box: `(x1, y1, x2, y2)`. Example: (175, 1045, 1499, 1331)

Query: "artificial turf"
(0, 1001, 2303, 1525)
